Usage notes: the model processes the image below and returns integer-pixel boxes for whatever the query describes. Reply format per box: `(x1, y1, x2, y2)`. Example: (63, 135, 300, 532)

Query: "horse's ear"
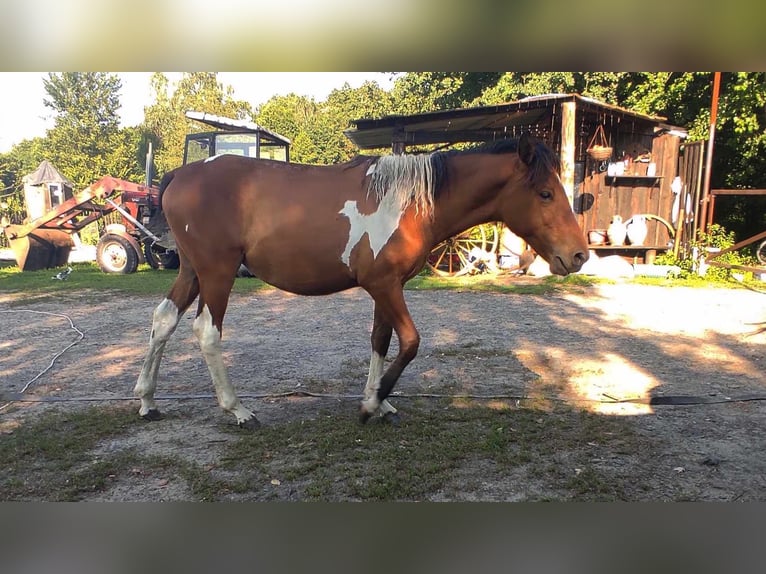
(518, 132, 535, 166)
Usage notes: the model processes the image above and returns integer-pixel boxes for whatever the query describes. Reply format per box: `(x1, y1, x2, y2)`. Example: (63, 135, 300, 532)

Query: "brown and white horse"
(134, 133, 588, 428)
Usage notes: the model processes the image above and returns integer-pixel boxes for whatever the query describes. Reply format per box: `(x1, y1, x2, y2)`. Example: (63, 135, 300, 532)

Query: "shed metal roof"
(345, 93, 680, 150)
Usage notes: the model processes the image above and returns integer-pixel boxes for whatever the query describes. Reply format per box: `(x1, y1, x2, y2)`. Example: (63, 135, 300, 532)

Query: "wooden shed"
(345, 94, 694, 263)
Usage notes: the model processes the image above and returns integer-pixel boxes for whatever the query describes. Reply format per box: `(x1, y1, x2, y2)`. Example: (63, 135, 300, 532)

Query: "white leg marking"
(339, 193, 402, 267)
(135, 298, 180, 416)
(192, 305, 255, 424)
(361, 351, 397, 415)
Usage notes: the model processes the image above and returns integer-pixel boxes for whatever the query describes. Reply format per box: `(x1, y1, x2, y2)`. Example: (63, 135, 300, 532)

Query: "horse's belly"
(247, 254, 357, 296)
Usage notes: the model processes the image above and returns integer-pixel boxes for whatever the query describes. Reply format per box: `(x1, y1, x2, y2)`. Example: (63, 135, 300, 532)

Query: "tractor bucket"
(5, 225, 73, 271)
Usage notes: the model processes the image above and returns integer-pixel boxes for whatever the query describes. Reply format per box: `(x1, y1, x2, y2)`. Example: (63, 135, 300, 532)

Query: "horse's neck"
(429, 155, 512, 244)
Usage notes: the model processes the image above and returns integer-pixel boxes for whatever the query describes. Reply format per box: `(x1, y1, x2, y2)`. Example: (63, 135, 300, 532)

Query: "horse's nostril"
(573, 251, 588, 267)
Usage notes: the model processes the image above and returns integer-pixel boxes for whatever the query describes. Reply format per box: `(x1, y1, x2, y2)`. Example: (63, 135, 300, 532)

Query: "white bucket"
(499, 254, 520, 269)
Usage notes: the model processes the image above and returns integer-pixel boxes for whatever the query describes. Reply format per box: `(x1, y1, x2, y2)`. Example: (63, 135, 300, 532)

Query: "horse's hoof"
(141, 409, 163, 421)
(382, 412, 401, 426)
(238, 417, 261, 430)
(359, 408, 373, 425)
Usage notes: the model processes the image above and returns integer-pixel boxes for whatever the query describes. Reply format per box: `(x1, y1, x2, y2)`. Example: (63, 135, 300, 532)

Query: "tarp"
(22, 160, 74, 187)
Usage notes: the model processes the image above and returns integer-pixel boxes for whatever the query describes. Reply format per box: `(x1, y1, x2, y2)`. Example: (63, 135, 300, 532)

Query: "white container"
(627, 215, 648, 245)
(498, 254, 520, 269)
(607, 215, 627, 246)
(647, 162, 657, 177)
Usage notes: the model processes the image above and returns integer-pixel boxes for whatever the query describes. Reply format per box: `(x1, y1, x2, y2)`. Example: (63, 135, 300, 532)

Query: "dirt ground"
(1, 280, 766, 500)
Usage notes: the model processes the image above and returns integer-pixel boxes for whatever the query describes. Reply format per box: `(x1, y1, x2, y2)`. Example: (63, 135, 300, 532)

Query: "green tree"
(320, 80, 393, 161)
(0, 137, 49, 226)
(255, 93, 320, 163)
(40, 72, 142, 189)
(255, 81, 393, 164)
(389, 73, 502, 114)
(476, 72, 626, 105)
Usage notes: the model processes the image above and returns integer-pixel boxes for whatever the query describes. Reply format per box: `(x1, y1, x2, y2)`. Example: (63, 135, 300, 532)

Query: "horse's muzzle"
(551, 250, 588, 275)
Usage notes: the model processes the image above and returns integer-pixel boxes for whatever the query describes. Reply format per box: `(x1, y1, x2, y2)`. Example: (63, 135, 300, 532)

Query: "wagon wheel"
(427, 223, 500, 277)
(757, 238, 766, 266)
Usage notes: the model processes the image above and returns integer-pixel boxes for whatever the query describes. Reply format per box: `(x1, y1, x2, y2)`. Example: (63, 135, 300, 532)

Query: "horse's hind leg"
(192, 271, 260, 429)
(134, 264, 200, 420)
(364, 304, 400, 423)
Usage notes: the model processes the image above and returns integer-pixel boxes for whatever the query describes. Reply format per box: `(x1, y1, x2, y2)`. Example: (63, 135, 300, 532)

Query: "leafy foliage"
(655, 223, 757, 281)
(41, 73, 143, 190)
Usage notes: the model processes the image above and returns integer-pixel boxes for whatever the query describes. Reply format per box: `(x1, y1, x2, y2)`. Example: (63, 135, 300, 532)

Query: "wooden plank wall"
(575, 133, 681, 247)
(676, 140, 705, 248)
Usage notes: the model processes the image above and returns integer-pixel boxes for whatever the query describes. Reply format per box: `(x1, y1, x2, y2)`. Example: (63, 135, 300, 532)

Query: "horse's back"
(161, 154, 377, 294)
(163, 154, 369, 214)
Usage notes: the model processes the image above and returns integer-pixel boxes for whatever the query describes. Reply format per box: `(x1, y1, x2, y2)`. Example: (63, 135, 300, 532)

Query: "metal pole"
(699, 72, 721, 235)
(104, 198, 161, 242)
(145, 141, 153, 188)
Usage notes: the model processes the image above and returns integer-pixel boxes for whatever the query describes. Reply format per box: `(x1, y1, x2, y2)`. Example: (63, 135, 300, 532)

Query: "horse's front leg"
(360, 288, 420, 424)
(364, 305, 400, 424)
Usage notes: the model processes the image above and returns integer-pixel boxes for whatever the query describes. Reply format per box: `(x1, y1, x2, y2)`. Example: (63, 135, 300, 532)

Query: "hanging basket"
(586, 124, 613, 161)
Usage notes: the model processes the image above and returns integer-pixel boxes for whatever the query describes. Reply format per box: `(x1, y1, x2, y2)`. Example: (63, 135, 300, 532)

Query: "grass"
(0, 406, 197, 501)
(0, 261, 271, 301)
(0, 260, 597, 303)
(0, 401, 655, 501)
(629, 273, 765, 290)
(213, 402, 650, 501)
(404, 272, 594, 295)
(4, 258, 754, 303)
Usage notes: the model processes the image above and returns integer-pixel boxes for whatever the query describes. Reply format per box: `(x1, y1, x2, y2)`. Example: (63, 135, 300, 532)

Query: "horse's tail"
(146, 170, 176, 248)
(158, 170, 176, 210)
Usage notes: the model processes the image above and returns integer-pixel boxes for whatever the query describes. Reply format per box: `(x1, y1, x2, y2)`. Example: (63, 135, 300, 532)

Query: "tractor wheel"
(96, 234, 139, 274)
(144, 242, 180, 270)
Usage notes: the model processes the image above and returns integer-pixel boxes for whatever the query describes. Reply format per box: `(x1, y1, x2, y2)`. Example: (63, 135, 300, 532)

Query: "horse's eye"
(540, 190, 553, 200)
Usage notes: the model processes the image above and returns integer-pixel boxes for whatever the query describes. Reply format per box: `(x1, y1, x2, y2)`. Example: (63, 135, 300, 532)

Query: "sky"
(0, 72, 394, 153)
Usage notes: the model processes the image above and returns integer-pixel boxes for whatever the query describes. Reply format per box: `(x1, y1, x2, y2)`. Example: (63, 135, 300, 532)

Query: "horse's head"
(499, 133, 588, 275)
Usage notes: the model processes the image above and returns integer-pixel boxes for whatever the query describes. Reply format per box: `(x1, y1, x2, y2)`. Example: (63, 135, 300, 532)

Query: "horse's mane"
(356, 137, 559, 218)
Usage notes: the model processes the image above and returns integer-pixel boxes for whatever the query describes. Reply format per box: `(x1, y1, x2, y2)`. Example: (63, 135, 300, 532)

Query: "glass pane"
(215, 133, 258, 158)
(186, 136, 212, 163)
(259, 145, 288, 162)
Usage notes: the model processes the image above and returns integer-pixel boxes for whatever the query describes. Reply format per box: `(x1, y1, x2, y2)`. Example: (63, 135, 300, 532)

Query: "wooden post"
(673, 208, 685, 258)
(707, 194, 717, 230)
(699, 72, 721, 234)
(560, 101, 576, 206)
(392, 126, 405, 155)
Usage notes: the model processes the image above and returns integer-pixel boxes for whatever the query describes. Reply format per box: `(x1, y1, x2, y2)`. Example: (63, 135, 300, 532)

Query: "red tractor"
(2, 112, 290, 273)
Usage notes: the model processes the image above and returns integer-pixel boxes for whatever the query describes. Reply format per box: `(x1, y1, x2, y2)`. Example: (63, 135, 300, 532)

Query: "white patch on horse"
(338, 192, 402, 267)
(363, 351, 397, 415)
(134, 298, 180, 417)
(203, 153, 228, 163)
(193, 305, 255, 424)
